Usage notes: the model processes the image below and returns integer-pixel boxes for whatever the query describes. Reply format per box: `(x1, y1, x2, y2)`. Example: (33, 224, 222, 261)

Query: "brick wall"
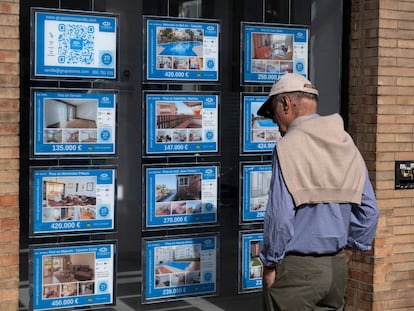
(0, 0, 19, 310)
(346, 2, 377, 309)
(348, 0, 414, 310)
(2, 0, 414, 310)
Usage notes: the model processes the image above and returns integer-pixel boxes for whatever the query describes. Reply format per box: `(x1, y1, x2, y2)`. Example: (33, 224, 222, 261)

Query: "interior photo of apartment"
(44, 98, 98, 129)
(42, 176, 97, 222)
(250, 33, 294, 74)
(249, 170, 272, 211)
(42, 252, 95, 298)
(251, 33, 293, 60)
(43, 129, 62, 143)
(42, 97, 98, 144)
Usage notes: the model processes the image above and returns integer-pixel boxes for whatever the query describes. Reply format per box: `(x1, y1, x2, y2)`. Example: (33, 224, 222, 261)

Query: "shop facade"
(0, 0, 413, 310)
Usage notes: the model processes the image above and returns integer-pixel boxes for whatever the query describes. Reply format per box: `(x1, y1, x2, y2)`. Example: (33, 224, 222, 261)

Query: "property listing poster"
(242, 94, 281, 153)
(145, 93, 218, 155)
(145, 17, 219, 81)
(144, 165, 218, 228)
(31, 167, 116, 235)
(33, 89, 116, 156)
(143, 234, 217, 302)
(239, 231, 263, 292)
(33, 9, 118, 79)
(241, 163, 272, 223)
(242, 23, 309, 83)
(31, 242, 115, 311)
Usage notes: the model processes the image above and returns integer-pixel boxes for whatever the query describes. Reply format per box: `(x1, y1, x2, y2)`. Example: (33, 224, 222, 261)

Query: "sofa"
(72, 265, 94, 281)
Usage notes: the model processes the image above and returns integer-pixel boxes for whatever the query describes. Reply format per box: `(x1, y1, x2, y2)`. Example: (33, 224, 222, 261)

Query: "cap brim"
(257, 97, 273, 119)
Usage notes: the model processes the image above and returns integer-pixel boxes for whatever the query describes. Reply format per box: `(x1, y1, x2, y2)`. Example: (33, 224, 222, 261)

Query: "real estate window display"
(19, 0, 344, 310)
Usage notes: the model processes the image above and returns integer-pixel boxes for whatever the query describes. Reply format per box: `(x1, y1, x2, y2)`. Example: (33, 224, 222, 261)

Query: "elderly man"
(258, 74, 379, 311)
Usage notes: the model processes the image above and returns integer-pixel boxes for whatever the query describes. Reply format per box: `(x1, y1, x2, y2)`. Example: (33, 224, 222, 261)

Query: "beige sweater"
(276, 114, 366, 207)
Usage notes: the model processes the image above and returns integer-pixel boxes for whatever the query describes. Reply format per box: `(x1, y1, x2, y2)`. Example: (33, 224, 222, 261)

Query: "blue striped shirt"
(260, 150, 379, 267)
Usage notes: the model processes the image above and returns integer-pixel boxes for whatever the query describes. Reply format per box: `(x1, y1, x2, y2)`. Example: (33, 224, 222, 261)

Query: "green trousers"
(263, 250, 347, 311)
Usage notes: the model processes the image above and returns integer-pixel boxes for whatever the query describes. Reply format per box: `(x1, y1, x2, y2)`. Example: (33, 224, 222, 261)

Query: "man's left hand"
(263, 266, 276, 288)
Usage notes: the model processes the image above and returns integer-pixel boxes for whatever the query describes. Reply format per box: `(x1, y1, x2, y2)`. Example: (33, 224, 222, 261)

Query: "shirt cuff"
(347, 238, 372, 252)
(259, 252, 280, 268)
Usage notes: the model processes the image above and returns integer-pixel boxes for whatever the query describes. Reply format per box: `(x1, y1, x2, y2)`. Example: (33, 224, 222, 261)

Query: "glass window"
(19, 0, 344, 310)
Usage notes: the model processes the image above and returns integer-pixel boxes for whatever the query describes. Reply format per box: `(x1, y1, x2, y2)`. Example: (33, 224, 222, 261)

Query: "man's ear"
(281, 96, 290, 113)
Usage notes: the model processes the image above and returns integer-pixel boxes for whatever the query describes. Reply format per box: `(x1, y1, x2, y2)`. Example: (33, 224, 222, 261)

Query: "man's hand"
(263, 266, 277, 289)
(345, 248, 354, 263)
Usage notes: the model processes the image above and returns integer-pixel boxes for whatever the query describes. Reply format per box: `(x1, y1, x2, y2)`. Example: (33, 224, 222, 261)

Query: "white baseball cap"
(257, 73, 319, 119)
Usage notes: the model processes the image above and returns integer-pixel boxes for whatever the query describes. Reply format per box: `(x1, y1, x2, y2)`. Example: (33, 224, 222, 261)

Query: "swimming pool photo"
(156, 26, 204, 57)
(158, 41, 202, 57)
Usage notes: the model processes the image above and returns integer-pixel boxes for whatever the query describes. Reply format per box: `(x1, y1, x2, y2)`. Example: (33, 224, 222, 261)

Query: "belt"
(285, 249, 343, 257)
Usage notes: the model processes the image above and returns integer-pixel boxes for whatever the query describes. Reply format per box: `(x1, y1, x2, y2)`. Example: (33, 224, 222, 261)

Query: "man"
(257, 74, 379, 311)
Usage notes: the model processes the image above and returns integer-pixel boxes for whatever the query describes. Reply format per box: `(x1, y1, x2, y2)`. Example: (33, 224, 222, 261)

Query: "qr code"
(58, 23, 95, 65)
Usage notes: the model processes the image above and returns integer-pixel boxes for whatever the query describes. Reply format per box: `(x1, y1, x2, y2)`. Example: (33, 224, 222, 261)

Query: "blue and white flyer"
(145, 165, 218, 228)
(32, 242, 115, 310)
(32, 167, 116, 234)
(240, 231, 263, 292)
(146, 17, 219, 81)
(242, 94, 281, 153)
(241, 163, 272, 222)
(145, 93, 218, 154)
(33, 9, 117, 79)
(242, 23, 309, 83)
(144, 235, 217, 301)
(33, 89, 116, 156)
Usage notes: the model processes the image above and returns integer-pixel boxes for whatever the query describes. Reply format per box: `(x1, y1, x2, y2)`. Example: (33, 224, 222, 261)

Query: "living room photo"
(42, 252, 95, 298)
(42, 176, 97, 222)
